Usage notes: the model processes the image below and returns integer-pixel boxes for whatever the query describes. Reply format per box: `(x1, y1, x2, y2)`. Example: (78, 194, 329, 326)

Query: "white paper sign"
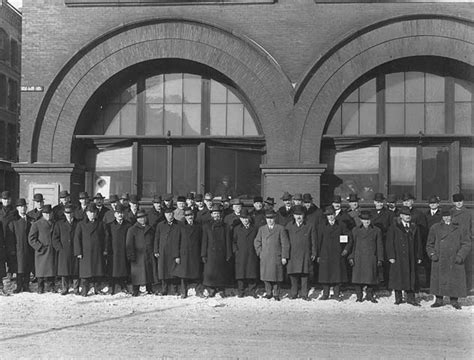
(339, 235, 348, 243)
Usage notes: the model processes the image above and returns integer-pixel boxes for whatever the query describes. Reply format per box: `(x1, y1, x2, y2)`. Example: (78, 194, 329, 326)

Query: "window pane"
(227, 104, 244, 135)
(210, 104, 226, 135)
(121, 83, 137, 104)
(141, 146, 167, 198)
(172, 146, 198, 195)
(164, 74, 183, 103)
(461, 146, 474, 201)
(244, 109, 259, 136)
(327, 107, 341, 135)
(405, 103, 424, 134)
(120, 104, 137, 135)
(426, 74, 445, 102)
(183, 74, 201, 103)
(385, 104, 404, 134)
(405, 72, 424, 103)
(103, 104, 121, 135)
(454, 79, 472, 102)
(454, 103, 472, 134)
(164, 104, 183, 135)
(422, 146, 449, 200)
(426, 103, 445, 134)
(321, 147, 379, 203)
(360, 79, 376, 103)
(390, 146, 416, 196)
(0, 74, 6, 108)
(341, 103, 358, 135)
(385, 73, 404, 103)
(146, 75, 164, 103)
(210, 80, 227, 103)
(183, 104, 201, 135)
(227, 90, 240, 104)
(7, 124, 15, 160)
(359, 103, 376, 135)
(345, 88, 358, 103)
(144, 104, 164, 135)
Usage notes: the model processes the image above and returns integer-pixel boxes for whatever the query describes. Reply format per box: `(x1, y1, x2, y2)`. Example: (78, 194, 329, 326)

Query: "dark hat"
(79, 192, 89, 199)
(293, 193, 303, 201)
(293, 205, 305, 215)
(114, 203, 125, 213)
(153, 195, 162, 203)
(265, 209, 277, 218)
(223, 196, 232, 203)
(373, 193, 385, 202)
(253, 196, 263, 203)
(1, 190, 11, 199)
(453, 193, 464, 202)
(332, 195, 342, 203)
(85, 203, 98, 213)
(136, 209, 147, 218)
(428, 195, 440, 204)
(16, 198, 27, 207)
(64, 204, 74, 213)
(42, 204, 52, 214)
(120, 193, 130, 200)
(129, 194, 139, 204)
(177, 196, 186, 203)
(211, 204, 223, 212)
(239, 208, 251, 218)
(93, 193, 105, 200)
(386, 194, 397, 203)
(186, 192, 195, 200)
(230, 198, 243, 206)
(264, 197, 275, 206)
(347, 193, 360, 202)
(323, 206, 335, 216)
(184, 207, 194, 216)
(441, 207, 451, 217)
(164, 207, 174, 214)
(399, 206, 411, 216)
(163, 193, 173, 201)
(360, 210, 372, 220)
(195, 194, 203, 202)
(204, 193, 213, 201)
(109, 194, 119, 203)
(281, 192, 292, 201)
(59, 190, 70, 199)
(33, 193, 44, 202)
(401, 193, 415, 201)
(302, 193, 313, 203)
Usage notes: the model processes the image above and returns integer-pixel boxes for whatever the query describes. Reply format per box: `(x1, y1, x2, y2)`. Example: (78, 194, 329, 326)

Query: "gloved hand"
(431, 254, 439, 262)
(348, 258, 355, 267)
(281, 258, 287, 265)
(316, 257, 320, 263)
(377, 260, 383, 267)
(202, 257, 207, 264)
(455, 255, 463, 265)
(175, 257, 181, 265)
(417, 259, 422, 264)
(341, 249, 348, 257)
(389, 258, 395, 264)
(311, 255, 316, 262)
(154, 253, 160, 258)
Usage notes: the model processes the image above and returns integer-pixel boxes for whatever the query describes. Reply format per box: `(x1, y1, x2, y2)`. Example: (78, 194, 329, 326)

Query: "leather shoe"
(319, 295, 329, 300)
(394, 299, 403, 305)
(301, 296, 311, 301)
(265, 294, 272, 299)
(356, 298, 363, 303)
(274, 296, 280, 301)
(451, 301, 461, 310)
(431, 301, 444, 308)
(407, 300, 421, 307)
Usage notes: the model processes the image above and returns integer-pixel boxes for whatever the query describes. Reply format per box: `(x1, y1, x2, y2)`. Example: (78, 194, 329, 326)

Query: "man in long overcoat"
(232, 208, 259, 298)
(93, 193, 110, 222)
(423, 195, 443, 288)
(348, 211, 384, 303)
(52, 204, 79, 295)
(126, 210, 155, 296)
(276, 192, 293, 226)
(250, 196, 266, 229)
(285, 205, 316, 300)
(8, 198, 34, 293)
(254, 209, 289, 301)
(103, 194, 120, 225)
(154, 207, 181, 295)
(0, 220, 6, 295)
(317, 206, 352, 301)
(201, 204, 233, 297)
(28, 205, 56, 293)
(105, 203, 132, 294)
(173, 207, 203, 298)
(147, 195, 164, 230)
(27, 193, 44, 222)
(74, 204, 107, 296)
(1, 191, 17, 277)
(74, 192, 89, 222)
(427, 208, 471, 309)
(52, 190, 71, 222)
(386, 206, 423, 306)
(196, 193, 213, 225)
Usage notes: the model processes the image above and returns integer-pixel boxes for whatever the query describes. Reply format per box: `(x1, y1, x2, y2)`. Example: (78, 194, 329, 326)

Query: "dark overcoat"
(335, 209, 356, 231)
(305, 205, 323, 229)
(126, 222, 155, 285)
(28, 218, 56, 277)
(201, 220, 233, 287)
(147, 208, 165, 230)
(105, 220, 132, 278)
(154, 220, 181, 280)
(173, 221, 202, 280)
(427, 222, 471, 297)
(0, 222, 5, 278)
(96, 206, 110, 222)
(0, 204, 17, 272)
(386, 220, 423, 291)
(73, 206, 87, 222)
(370, 207, 392, 236)
(276, 206, 293, 226)
(425, 209, 442, 231)
(254, 224, 290, 282)
(232, 223, 259, 279)
(52, 203, 66, 222)
(103, 209, 116, 225)
(348, 225, 383, 285)
(250, 209, 266, 228)
(196, 208, 212, 225)
(285, 220, 316, 275)
(8, 215, 34, 274)
(74, 219, 106, 278)
(52, 218, 79, 277)
(348, 208, 362, 228)
(124, 209, 138, 225)
(317, 220, 352, 284)
(450, 207, 473, 237)
(27, 208, 43, 222)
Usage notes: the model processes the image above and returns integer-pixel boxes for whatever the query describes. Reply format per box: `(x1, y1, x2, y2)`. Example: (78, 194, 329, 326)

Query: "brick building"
(0, 0, 20, 194)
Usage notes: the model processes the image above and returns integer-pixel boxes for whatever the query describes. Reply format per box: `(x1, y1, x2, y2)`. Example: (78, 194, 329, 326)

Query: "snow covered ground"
(0, 278, 472, 359)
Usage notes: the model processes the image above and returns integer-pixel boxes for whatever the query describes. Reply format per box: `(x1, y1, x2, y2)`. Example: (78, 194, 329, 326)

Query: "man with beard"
(370, 193, 392, 287)
(201, 204, 233, 297)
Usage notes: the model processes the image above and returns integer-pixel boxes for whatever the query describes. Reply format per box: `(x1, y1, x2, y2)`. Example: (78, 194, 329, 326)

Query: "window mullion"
(416, 144, 423, 200)
(167, 144, 173, 193)
(445, 76, 455, 134)
(379, 141, 388, 195)
(132, 141, 139, 195)
(202, 77, 210, 135)
(376, 75, 385, 134)
(450, 141, 460, 197)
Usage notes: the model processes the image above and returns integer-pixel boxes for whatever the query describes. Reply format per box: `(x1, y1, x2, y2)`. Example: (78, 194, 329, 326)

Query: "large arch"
(29, 18, 294, 164)
(294, 15, 474, 164)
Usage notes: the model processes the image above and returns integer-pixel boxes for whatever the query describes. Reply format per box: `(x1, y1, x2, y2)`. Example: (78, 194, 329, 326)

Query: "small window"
(0, 121, 5, 159)
(0, 28, 9, 61)
(10, 39, 19, 68)
(0, 74, 6, 108)
(7, 123, 16, 160)
(7, 79, 18, 112)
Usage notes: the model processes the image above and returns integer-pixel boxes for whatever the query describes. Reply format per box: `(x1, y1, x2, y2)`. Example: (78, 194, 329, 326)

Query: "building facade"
(0, 0, 20, 194)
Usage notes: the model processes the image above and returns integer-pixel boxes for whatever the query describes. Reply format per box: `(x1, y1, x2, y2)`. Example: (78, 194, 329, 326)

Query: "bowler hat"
(211, 204, 223, 212)
(453, 193, 464, 202)
(59, 190, 70, 199)
(281, 192, 292, 201)
(293, 205, 305, 215)
(441, 207, 451, 217)
(163, 193, 173, 202)
(332, 195, 342, 203)
(360, 211, 371, 220)
(153, 195, 162, 203)
(399, 206, 411, 216)
(85, 204, 98, 213)
(323, 206, 335, 216)
(120, 193, 130, 200)
(136, 209, 147, 218)
(253, 196, 263, 203)
(33, 193, 44, 202)
(230, 198, 242, 206)
(177, 196, 186, 203)
(16, 198, 27, 207)
(373, 193, 385, 202)
(64, 204, 74, 213)
(293, 193, 303, 201)
(184, 207, 194, 216)
(114, 203, 125, 213)
(302, 193, 313, 203)
(195, 194, 203, 202)
(428, 195, 440, 204)
(79, 192, 89, 199)
(129, 194, 139, 204)
(386, 194, 397, 203)
(264, 197, 275, 206)
(42, 204, 52, 214)
(1, 191, 11, 199)
(347, 194, 360, 202)
(239, 208, 251, 218)
(164, 207, 174, 213)
(265, 209, 277, 218)
(186, 192, 195, 200)
(93, 193, 105, 200)
(401, 193, 415, 201)
(109, 194, 119, 203)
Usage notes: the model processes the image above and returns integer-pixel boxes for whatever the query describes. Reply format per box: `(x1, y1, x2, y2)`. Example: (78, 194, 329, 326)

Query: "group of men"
(0, 189, 471, 309)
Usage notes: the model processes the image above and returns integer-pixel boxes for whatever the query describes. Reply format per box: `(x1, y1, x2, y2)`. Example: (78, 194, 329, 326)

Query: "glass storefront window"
(141, 145, 167, 198)
(461, 146, 474, 201)
(390, 146, 416, 197)
(422, 146, 449, 200)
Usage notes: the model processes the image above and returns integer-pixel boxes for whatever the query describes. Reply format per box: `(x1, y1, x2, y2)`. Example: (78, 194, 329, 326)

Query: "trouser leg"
(37, 277, 45, 294)
(289, 275, 298, 298)
(355, 285, 363, 300)
(73, 278, 80, 294)
(146, 283, 153, 294)
(81, 279, 89, 296)
(301, 275, 308, 298)
(272, 283, 280, 299)
(132, 285, 140, 296)
(264, 281, 272, 298)
(333, 284, 340, 297)
(180, 279, 187, 298)
(61, 277, 69, 295)
(394, 290, 403, 303)
(14, 273, 23, 293)
(161, 280, 169, 295)
(237, 280, 245, 297)
(322, 285, 330, 298)
(247, 280, 257, 296)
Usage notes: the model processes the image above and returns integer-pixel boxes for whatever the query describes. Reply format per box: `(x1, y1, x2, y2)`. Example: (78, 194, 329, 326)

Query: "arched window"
(322, 57, 473, 204)
(75, 60, 264, 199)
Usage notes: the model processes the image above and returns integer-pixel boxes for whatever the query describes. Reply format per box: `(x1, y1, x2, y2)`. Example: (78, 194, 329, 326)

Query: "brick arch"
(31, 18, 294, 163)
(294, 16, 474, 164)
